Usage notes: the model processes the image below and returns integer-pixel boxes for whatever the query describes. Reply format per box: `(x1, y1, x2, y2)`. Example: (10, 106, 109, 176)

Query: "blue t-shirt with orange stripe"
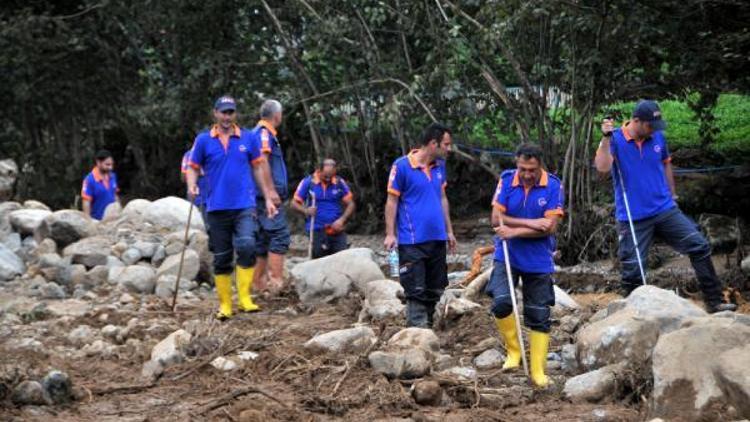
(609, 123, 675, 222)
(251, 120, 288, 200)
(293, 171, 353, 231)
(492, 169, 564, 273)
(188, 125, 264, 212)
(81, 168, 118, 220)
(387, 151, 448, 245)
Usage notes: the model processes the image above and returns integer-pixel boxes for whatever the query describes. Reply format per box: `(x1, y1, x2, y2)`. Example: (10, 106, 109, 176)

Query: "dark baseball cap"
(214, 95, 237, 112)
(632, 100, 666, 131)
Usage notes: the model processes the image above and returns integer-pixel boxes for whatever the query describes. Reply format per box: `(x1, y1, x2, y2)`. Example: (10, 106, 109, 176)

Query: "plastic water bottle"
(388, 249, 400, 279)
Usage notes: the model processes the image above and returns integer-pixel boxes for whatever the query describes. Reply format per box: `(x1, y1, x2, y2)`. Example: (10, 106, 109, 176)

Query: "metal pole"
(614, 161, 647, 286)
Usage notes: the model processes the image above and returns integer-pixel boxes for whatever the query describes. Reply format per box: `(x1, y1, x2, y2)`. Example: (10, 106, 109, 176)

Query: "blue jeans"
(311, 230, 348, 259)
(485, 265, 555, 333)
(206, 208, 257, 274)
(256, 205, 290, 256)
(618, 207, 723, 304)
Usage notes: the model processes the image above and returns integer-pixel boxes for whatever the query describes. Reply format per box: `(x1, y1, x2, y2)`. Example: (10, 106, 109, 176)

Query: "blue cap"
(632, 100, 666, 131)
(214, 96, 237, 112)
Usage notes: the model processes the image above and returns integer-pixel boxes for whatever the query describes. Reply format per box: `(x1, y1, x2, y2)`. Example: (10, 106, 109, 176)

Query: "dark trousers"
(485, 265, 555, 333)
(398, 241, 448, 328)
(206, 208, 257, 274)
(618, 207, 723, 305)
(256, 205, 291, 256)
(311, 230, 348, 259)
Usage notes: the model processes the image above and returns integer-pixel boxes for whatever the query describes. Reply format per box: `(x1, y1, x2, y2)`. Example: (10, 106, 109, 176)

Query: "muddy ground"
(1, 234, 747, 422)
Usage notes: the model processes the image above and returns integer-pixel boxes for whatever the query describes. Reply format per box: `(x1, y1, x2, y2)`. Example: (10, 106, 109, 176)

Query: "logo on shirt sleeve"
(653, 145, 662, 153)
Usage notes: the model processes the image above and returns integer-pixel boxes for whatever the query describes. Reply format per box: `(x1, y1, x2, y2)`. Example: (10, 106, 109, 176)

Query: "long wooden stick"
(171, 196, 196, 312)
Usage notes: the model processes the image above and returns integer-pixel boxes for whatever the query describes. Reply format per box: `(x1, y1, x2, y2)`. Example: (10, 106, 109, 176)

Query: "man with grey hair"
(250, 99, 291, 295)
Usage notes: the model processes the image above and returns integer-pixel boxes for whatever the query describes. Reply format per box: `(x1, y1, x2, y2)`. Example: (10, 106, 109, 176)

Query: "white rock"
(82, 339, 115, 357)
(154, 275, 196, 299)
(563, 362, 626, 403)
(473, 349, 505, 370)
(133, 241, 158, 259)
(63, 236, 112, 268)
(23, 200, 51, 210)
(291, 248, 385, 304)
(369, 349, 432, 379)
(211, 356, 238, 371)
(34, 210, 96, 248)
(438, 366, 477, 381)
(121, 248, 142, 265)
(156, 249, 200, 281)
(9, 209, 51, 235)
(40, 282, 66, 299)
(304, 326, 377, 354)
(713, 343, 750, 417)
(101, 324, 120, 339)
(149, 329, 192, 367)
(388, 327, 440, 354)
(143, 196, 205, 231)
(122, 199, 152, 218)
(361, 279, 404, 320)
(238, 351, 259, 361)
(742, 255, 750, 275)
(0, 242, 25, 281)
(109, 265, 156, 294)
(68, 324, 96, 347)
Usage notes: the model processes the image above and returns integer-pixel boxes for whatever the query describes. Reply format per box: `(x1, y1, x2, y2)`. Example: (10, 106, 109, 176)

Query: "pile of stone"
(0, 197, 208, 302)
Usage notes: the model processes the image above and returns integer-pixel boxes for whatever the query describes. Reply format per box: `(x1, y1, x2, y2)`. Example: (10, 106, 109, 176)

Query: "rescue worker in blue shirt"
(250, 99, 291, 295)
(384, 123, 457, 328)
(81, 150, 120, 220)
(186, 95, 278, 320)
(291, 158, 356, 258)
(595, 100, 735, 313)
(486, 143, 564, 388)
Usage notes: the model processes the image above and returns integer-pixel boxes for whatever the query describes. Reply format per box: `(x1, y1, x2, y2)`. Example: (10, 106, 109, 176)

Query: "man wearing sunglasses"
(595, 100, 735, 313)
(186, 96, 277, 320)
(291, 158, 355, 258)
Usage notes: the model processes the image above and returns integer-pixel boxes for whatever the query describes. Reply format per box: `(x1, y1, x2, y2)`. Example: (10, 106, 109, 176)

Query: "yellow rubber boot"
(529, 330, 551, 388)
(236, 266, 260, 313)
(214, 274, 233, 320)
(495, 315, 521, 370)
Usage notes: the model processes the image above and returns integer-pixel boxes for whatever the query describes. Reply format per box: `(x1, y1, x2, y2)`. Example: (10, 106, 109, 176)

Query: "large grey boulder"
(651, 317, 750, 420)
(368, 327, 440, 379)
(109, 265, 157, 294)
(23, 200, 51, 210)
(0, 242, 25, 281)
(154, 275, 197, 299)
(62, 236, 112, 268)
(713, 343, 750, 418)
(143, 196, 204, 231)
(9, 209, 52, 235)
(122, 199, 151, 219)
(291, 248, 384, 304)
(576, 285, 706, 371)
(34, 210, 97, 248)
(304, 326, 377, 354)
